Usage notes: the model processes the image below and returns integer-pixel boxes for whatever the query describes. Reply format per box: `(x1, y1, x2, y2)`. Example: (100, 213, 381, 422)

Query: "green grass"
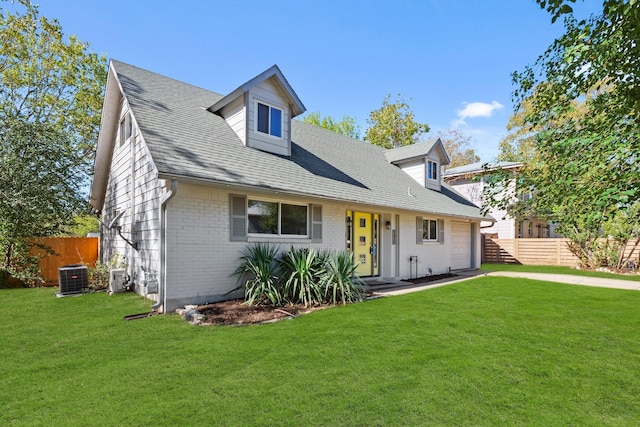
(2, 280, 640, 426)
(482, 262, 640, 282)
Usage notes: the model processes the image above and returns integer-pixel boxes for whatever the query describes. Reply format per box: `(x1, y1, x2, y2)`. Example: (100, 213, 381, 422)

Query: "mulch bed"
(196, 299, 332, 326)
(405, 273, 458, 285)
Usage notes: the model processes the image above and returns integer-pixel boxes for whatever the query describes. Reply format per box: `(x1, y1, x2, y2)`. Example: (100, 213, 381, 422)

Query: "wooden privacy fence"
(30, 237, 99, 285)
(482, 237, 639, 267)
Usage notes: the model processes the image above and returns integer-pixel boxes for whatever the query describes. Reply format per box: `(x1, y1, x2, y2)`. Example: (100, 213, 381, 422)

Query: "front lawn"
(482, 262, 640, 282)
(2, 278, 639, 425)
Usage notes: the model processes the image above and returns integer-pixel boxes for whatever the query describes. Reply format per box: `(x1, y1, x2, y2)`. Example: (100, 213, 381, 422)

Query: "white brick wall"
(161, 184, 482, 311)
(163, 184, 349, 311)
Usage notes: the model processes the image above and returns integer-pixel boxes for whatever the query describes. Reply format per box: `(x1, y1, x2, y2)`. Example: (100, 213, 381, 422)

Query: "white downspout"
(152, 178, 178, 312)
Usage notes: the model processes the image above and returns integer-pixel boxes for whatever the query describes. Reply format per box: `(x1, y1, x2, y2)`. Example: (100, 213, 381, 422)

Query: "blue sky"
(36, 0, 603, 161)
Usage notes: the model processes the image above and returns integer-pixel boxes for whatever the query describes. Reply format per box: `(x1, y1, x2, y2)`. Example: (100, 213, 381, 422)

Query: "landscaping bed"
(193, 300, 322, 325)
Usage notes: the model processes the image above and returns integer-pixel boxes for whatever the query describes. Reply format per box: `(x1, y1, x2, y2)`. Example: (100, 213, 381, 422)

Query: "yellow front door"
(349, 211, 379, 277)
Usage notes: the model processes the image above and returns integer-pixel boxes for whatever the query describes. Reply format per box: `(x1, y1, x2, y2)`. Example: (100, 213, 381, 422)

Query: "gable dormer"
(383, 137, 450, 191)
(208, 65, 305, 156)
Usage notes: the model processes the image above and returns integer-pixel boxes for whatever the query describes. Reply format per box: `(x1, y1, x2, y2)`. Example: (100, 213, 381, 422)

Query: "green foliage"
(302, 111, 361, 139)
(279, 247, 322, 307)
(0, 0, 107, 277)
(487, 0, 640, 269)
(231, 242, 282, 306)
(63, 215, 99, 237)
(364, 94, 430, 149)
(232, 243, 364, 307)
(437, 129, 480, 169)
(87, 253, 124, 291)
(320, 251, 365, 305)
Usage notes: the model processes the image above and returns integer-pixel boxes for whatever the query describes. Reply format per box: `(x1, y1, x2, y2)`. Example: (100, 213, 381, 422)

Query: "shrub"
(319, 251, 365, 305)
(231, 242, 282, 306)
(232, 244, 366, 307)
(279, 247, 323, 307)
(87, 254, 124, 291)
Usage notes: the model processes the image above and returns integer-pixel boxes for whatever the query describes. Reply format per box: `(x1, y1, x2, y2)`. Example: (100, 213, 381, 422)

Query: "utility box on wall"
(58, 264, 88, 295)
(109, 268, 127, 294)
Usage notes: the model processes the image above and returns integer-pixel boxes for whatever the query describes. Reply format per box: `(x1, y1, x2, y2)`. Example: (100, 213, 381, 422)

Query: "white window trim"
(422, 218, 439, 242)
(427, 160, 439, 181)
(247, 198, 308, 238)
(119, 112, 132, 147)
(254, 100, 283, 139)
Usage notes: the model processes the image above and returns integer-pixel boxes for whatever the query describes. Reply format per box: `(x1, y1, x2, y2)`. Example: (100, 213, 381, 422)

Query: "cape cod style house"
(89, 60, 491, 312)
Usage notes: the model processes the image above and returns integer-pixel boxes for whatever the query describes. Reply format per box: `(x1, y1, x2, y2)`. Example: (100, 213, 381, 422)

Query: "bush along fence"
(482, 237, 640, 269)
(231, 243, 365, 307)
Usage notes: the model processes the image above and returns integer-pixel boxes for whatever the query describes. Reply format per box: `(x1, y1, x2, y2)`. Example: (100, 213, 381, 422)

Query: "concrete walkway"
(485, 271, 640, 291)
(377, 270, 640, 296)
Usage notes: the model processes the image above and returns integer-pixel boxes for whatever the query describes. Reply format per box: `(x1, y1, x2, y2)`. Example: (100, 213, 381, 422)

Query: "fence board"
(483, 237, 640, 268)
(30, 237, 99, 285)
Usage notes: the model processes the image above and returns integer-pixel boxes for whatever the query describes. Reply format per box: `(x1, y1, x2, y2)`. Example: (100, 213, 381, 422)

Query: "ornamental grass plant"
(232, 243, 364, 307)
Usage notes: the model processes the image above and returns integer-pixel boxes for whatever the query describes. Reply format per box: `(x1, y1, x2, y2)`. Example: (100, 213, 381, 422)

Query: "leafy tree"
(497, 83, 593, 163)
(364, 94, 429, 149)
(63, 215, 100, 237)
(302, 112, 361, 139)
(487, 0, 640, 269)
(437, 129, 480, 169)
(0, 0, 107, 281)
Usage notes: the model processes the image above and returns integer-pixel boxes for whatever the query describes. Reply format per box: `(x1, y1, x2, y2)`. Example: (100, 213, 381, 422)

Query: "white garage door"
(451, 221, 471, 270)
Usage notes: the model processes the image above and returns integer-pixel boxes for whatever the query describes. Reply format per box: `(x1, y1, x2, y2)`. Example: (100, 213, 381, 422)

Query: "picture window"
(247, 199, 307, 236)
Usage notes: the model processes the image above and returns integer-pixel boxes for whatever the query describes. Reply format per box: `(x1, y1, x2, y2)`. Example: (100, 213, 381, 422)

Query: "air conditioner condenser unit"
(58, 264, 88, 296)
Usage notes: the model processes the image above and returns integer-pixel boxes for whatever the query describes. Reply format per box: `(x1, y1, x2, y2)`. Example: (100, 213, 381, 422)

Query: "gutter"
(152, 178, 178, 312)
(156, 172, 490, 223)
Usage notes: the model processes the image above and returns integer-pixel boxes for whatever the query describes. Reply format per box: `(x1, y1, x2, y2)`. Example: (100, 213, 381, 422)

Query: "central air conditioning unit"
(58, 265, 88, 295)
(109, 268, 127, 294)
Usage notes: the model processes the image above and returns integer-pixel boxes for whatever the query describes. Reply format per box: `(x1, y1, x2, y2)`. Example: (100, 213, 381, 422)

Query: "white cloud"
(452, 100, 504, 128)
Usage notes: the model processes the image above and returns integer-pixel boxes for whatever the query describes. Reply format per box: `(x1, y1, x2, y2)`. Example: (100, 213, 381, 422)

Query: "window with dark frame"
(247, 199, 307, 236)
(427, 160, 438, 180)
(256, 102, 282, 138)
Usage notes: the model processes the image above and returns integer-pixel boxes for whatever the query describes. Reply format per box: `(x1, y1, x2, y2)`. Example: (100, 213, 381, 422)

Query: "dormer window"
(427, 160, 438, 180)
(256, 102, 282, 138)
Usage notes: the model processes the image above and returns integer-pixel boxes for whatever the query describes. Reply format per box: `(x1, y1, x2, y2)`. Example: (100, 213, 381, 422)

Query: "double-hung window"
(422, 219, 438, 241)
(256, 102, 282, 138)
(416, 216, 443, 244)
(427, 160, 438, 180)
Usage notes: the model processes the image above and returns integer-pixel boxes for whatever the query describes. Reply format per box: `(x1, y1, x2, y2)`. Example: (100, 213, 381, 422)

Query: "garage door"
(451, 221, 471, 270)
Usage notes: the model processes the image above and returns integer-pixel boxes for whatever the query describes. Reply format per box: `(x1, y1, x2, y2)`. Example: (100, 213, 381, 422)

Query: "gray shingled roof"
(384, 138, 438, 163)
(111, 60, 487, 221)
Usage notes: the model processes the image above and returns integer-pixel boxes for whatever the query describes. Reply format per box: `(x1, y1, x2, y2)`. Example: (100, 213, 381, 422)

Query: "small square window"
(422, 219, 438, 241)
(256, 102, 282, 138)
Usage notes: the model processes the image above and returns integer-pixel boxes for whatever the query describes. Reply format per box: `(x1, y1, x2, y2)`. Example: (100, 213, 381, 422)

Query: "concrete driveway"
(378, 270, 640, 296)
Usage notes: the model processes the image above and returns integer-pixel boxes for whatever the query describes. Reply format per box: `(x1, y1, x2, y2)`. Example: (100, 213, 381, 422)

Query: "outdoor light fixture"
(385, 221, 391, 230)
